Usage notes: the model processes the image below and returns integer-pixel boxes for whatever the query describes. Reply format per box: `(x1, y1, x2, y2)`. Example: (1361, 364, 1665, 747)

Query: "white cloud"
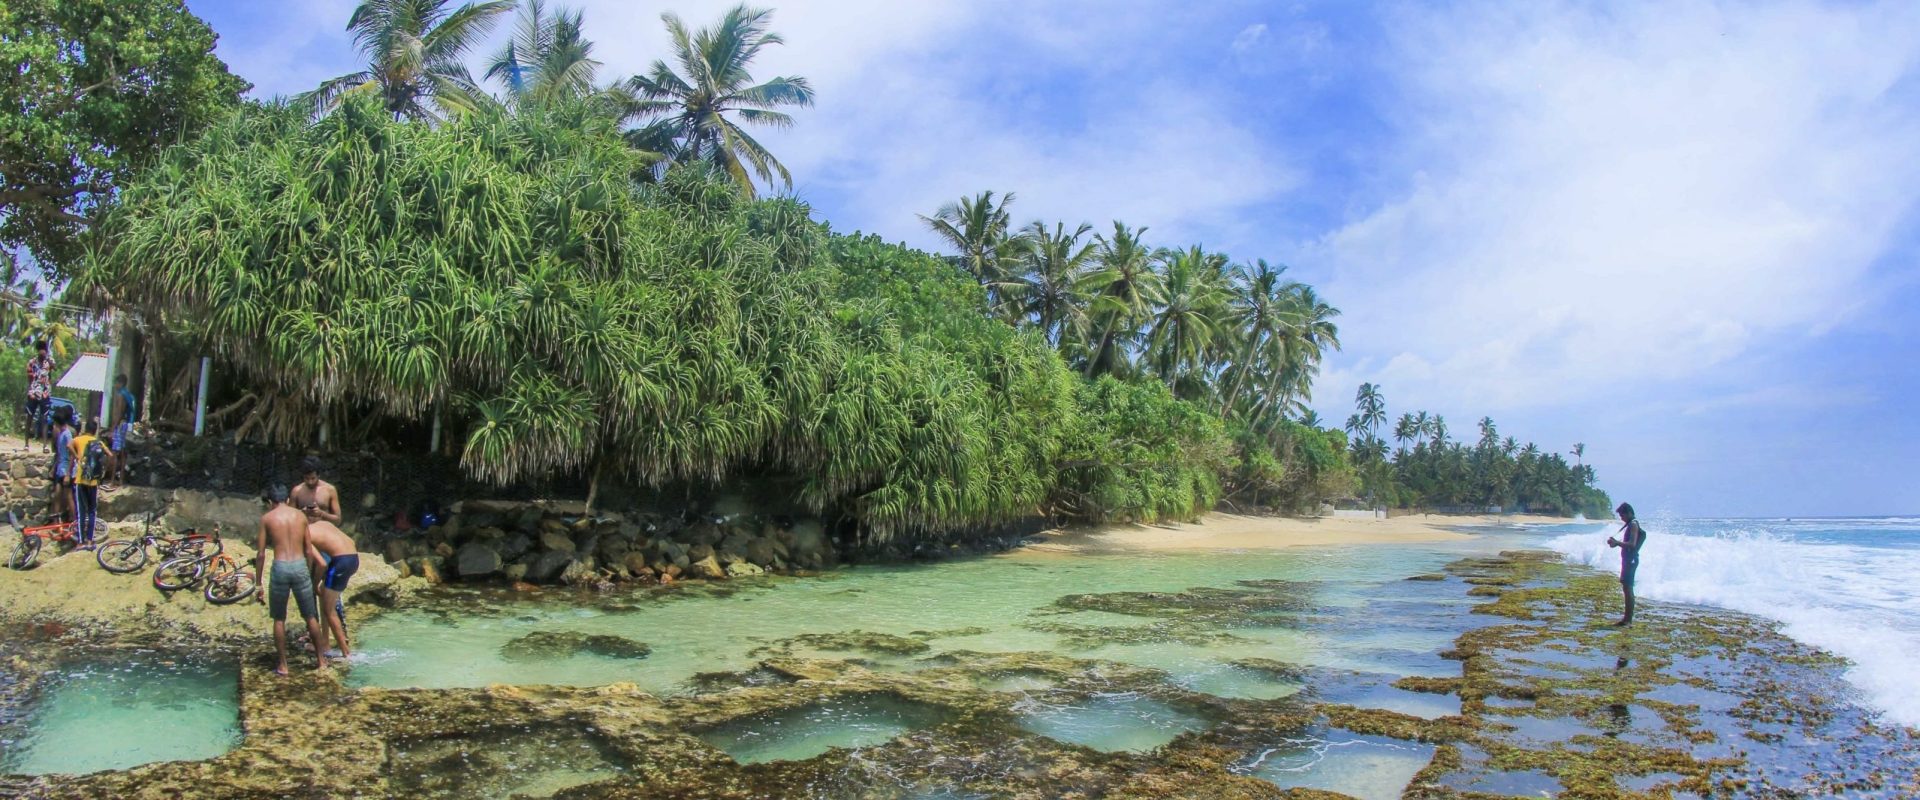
(1231, 23, 1269, 54)
(1313, 0, 1920, 414)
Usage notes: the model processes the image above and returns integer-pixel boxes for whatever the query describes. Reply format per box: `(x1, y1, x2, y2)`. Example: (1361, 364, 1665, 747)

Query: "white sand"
(1016, 512, 1570, 554)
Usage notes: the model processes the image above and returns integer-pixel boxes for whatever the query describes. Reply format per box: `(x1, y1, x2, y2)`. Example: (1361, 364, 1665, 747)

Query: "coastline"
(1014, 511, 1576, 554)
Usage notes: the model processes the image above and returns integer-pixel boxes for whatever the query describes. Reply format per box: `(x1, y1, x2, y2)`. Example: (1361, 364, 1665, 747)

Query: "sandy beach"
(1016, 511, 1574, 554)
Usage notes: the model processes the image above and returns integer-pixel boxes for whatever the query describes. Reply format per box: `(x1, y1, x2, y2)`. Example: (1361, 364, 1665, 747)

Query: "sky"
(184, 0, 1920, 518)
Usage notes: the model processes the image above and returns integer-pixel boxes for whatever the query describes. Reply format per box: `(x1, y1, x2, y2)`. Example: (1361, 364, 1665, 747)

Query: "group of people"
(27, 339, 137, 550)
(255, 457, 361, 675)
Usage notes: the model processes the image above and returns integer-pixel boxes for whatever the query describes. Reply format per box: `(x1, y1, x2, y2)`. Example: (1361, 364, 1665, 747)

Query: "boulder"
(455, 542, 502, 577)
(503, 563, 528, 582)
(726, 561, 765, 578)
(526, 550, 573, 582)
(499, 534, 533, 561)
(95, 486, 161, 522)
(539, 531, 575, 554)
(559, 557, 594, 585)
(743, 537, 777, 566)
(622, 552, 652, 576)
(432, 541, 454, 559)
(687, 542, 713, 562)
(575, 534, 600, 559)
(539, 518, 568, 535)
(689, 554, 726, 580)
(409, 557, 443, 584)
(383, 540, 410, 565)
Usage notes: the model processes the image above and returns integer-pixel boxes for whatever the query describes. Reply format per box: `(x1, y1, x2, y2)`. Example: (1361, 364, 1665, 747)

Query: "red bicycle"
(6, 512, 80, 570)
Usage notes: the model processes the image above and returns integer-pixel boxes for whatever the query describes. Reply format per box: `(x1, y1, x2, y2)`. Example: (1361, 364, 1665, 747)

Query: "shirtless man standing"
(256, 483, 326, 675)
(290, 456, 342, 525)
(305, 520, 359, 659)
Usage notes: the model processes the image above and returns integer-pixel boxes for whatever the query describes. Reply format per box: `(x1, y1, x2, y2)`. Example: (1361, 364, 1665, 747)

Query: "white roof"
(56, 352, 110, 392)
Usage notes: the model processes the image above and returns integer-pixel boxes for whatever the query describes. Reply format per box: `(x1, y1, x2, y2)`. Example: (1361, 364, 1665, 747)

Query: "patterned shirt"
(26, 355, 53, 402)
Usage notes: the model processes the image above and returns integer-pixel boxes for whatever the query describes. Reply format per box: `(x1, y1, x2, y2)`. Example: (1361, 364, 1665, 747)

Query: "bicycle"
(96, 516, 221, 574)
(153, 547, 258, 605)
(6, 511, 80, 570)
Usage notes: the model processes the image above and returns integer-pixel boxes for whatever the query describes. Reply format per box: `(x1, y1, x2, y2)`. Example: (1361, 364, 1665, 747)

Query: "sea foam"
(1548, 524, 1920, 729)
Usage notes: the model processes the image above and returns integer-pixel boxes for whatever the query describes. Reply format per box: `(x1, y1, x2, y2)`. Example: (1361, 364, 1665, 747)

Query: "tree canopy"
(0, 0, 247, 275)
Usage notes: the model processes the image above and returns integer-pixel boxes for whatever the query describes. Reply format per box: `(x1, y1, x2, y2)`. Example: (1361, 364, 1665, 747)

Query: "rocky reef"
(6, 549, 1917, 799)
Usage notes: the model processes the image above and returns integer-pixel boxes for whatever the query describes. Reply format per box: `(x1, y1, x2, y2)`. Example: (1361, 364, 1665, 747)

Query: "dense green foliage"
(0, 0, 247, 274)
(1343, 388, 1612, 518)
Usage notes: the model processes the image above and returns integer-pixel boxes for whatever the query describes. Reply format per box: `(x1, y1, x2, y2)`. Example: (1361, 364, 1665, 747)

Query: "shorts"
(269, 559, 319, 621)
(112, 423, 129, 451)
(320, 553, 360, 592)
(1620, 555, 1638, 590)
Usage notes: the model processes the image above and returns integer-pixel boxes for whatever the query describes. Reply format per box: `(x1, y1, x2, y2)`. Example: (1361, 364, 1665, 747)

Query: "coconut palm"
(1251, 285, 1340, 420)
(1219, 259, 1300, 414)
(1143, 245, 1228, 388)
(1009, 220, 1094, 346)
(304, 0, 515, 121)
(1078, 221, 1164, 377)
(486, 0, 601, 105)
(623, 4, 814, 196)
(1393, 412, 1417, 456)
(920, 191, 1025, 312)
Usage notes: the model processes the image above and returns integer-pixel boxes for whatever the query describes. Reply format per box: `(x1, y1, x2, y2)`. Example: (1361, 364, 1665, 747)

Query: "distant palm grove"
(28, 0, 1609, 541)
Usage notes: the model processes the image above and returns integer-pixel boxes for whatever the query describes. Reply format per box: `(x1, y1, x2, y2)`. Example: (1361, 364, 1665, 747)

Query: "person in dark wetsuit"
(1607, 502, 1645, 626)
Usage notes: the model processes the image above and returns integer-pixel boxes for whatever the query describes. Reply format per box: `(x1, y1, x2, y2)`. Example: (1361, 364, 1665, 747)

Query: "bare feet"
(1612, 618, 1632, 627)
(273, 665, 290, 677)
(315, 656, 330, 671)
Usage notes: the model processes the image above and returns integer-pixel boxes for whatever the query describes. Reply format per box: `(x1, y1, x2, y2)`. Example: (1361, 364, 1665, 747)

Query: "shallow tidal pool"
(0, 652, 241, 775)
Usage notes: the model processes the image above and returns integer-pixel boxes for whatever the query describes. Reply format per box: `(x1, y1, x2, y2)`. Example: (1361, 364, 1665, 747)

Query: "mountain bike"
(6, 511, 79, 570)
(96, 516, 221, 574)
(153, 547, 258, 604)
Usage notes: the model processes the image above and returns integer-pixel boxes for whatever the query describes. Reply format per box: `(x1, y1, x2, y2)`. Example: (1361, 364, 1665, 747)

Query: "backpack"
(82, 439, 110, 483)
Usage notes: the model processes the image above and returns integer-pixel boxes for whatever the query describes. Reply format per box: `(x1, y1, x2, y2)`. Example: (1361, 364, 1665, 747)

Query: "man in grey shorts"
(256, 483, 327, 675)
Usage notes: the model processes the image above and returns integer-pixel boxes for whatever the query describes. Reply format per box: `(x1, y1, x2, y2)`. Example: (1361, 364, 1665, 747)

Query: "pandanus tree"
(304, 0, 514, 121)
(623, 4, 814, 196)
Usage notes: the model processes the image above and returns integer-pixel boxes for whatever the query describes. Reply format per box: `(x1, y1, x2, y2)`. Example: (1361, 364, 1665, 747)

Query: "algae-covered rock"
(501, 630, 651, 661)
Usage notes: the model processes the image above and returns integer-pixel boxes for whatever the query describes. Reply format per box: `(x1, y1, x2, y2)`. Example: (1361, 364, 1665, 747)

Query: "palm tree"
(1571, 442, 1586, 468)
(1078, 222, 1164, 377)
(1428, 415, 1449, 447)
(304, 0, 515, 121)
(921, 191, 1024, 312)
(486, 0, 601, 105)
(1219, 259, 1301, 414)
(1252, 285, 1340, 420)
(623, 4, 814, 196)
(1009, 220, 1094, 346)
(1298, 409, 1324, 429)
(1143, 245, 1228, 388)
(1393, 412, 1417, 456)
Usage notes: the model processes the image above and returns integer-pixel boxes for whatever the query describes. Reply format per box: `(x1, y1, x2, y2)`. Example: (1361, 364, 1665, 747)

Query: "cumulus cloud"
(1314, 0, 1920, 414)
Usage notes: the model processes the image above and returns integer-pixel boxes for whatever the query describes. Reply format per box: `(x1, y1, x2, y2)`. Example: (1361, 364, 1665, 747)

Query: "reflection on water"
(1015, 692, 1209, 753)
(0, 652, 240, 775)
(1238, 729, 1435, 800)
(697, 695, 951, 764)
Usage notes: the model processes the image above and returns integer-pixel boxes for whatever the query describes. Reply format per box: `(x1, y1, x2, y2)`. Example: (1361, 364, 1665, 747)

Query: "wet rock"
(743, 537, 777, 565)
(409, 557, 442, 584)
(690, 554, 726, 580)
(526, 550, 573, 582)
(502, 563, 527, 583)
(727, 561, 765, 578)
(687, 542, 714, 562)
(559, 557, 594, 585)
(455, 542, 502, 577)
(622, 552, 652, 576)
(538, 531, 575, 554)
(499, 534, 532, 561)
(500, 630, 650, 660)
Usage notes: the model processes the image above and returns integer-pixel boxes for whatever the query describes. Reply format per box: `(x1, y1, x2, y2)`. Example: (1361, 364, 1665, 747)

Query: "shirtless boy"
(305, 519, 359, 659)
(291, 455, 342, 525)
(256, 484, 327, 675)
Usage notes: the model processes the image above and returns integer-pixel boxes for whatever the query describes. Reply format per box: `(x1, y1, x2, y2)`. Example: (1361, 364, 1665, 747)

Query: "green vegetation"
(48, 0, 1608, 540)
(0, 0, 248, 275)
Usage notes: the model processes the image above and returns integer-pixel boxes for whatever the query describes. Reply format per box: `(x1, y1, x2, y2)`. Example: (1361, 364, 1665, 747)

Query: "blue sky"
(186, 0, 1920, 517)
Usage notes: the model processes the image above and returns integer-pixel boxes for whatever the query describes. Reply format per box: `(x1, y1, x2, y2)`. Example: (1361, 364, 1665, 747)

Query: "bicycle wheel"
(152, 556, 206, 591)
(204, 569, 258, 605)
(170, 536, 221, 560)
(7, 536, 40, 570)
(96, 540, 149, 573)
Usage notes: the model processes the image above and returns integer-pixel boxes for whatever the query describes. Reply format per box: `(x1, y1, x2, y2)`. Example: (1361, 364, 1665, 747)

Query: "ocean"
(1549, 515, 1920, 729)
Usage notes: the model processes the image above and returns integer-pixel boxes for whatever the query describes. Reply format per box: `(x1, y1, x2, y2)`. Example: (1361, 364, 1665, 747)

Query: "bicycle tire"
(204, 569, 258, 605)
(96, 540, 149, 573)
(152, 556, 206, 591)
(170, 537, 221, 560)
(8, 536, 41, 570)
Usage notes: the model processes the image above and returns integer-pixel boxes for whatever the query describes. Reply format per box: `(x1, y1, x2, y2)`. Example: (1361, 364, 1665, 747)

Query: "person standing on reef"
(1607, 502, 1645, 626)
(305, 519, 359, 661)
(107, 375, 137, 490)
(256, 484, 327, 675)
(24, 339, 54, 449)
(69, 419, 110, 550)
(47, 409, 73, 522)
(291, 455, 342, 525)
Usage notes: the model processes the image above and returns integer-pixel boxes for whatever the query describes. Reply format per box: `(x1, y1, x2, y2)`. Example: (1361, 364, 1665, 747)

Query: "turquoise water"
(1013, 692, 1210, 752)
(1238, 729, 1436, 800)
(698, 695, 952, 764)
(0, 653, 240, 775)
(347, 542, 1504, 698)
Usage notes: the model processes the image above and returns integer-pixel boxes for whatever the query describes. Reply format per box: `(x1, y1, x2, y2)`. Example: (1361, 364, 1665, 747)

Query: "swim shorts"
(1619, 554, 1638, 590)
(320, 553, 360, 592)
(269, 559, 319, 621)
(112, 422, 129, 451)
